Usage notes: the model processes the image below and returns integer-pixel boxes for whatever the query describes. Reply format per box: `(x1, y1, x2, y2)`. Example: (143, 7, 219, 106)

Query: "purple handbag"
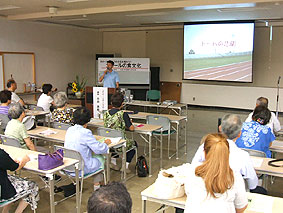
(38, 149, 64, 170)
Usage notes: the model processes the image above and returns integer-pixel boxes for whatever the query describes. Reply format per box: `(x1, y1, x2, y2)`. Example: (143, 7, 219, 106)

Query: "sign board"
(98, 58, 150, 84)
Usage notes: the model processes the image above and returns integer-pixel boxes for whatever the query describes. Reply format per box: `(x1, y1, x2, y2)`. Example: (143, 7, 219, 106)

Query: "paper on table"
(272, 140, 283, 147)
(248, 194, 274, 213)
(98, 137, 122, 145)
(39, 129, 57, 136)
(90, 118, 102, 123)
(251, 158, 263, 168)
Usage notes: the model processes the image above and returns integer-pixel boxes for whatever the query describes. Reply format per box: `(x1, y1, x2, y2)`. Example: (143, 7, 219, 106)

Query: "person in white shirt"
(6, 79, 25, 106)
(192, 114, 259, 191)
(6, 79, 36, 130)
(246, 97, 281, 133)
(37, 84, 54, 112)
(185, 133, 248, 213)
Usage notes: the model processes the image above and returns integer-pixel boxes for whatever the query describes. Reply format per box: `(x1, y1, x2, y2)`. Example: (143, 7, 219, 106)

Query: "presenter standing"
(99, 60, 120, 88)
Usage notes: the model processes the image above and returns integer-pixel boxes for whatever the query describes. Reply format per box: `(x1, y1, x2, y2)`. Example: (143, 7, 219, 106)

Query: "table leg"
(47, 174, 55, 213)
(160, 130, 163, 169)
(185, 119, 187, 154)
(149, 135, 152, 177)
(176, 122, 180, 159)
(142, 199, 147, 213)
(106, 152, 110, 183)
(75, 163, 80, 213)
(122, 144, 126, 180)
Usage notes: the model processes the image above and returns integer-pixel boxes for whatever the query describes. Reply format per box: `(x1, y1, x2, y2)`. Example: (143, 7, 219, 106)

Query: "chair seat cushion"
(153, 130, 176, 135)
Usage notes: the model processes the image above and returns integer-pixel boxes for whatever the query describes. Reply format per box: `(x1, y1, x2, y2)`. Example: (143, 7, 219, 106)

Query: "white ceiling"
(1, 0, 283, 29)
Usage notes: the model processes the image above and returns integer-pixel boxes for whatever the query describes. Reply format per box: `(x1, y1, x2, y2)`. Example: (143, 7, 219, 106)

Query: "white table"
(124, 100, 187, 116)
(141, 183, 283, 213)
(0, 144, 80, 213)
(27, 126, 127, 182)
(88, 119, 162, 176)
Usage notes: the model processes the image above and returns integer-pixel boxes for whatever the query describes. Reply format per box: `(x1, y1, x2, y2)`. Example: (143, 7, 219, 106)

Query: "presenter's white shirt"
(184, 166, 248, 213)
(192, 139, 258, 190)
(246, 111, 281, 133)
(11, 92, 21, 104)
(37, 93, 53, 112)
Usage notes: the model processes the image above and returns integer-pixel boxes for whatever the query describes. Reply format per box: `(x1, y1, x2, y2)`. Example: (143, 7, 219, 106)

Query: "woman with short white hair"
(51, 92, 73, 124)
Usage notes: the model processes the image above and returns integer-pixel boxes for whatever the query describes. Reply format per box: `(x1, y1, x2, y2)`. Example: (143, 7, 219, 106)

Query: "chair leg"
(79, 178, 84, 206)
(168, 134, 171, 159)
(103, 170, 107, 185)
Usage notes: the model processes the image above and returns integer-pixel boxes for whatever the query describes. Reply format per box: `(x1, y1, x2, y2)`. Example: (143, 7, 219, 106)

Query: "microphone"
(278, 76, 281, 85)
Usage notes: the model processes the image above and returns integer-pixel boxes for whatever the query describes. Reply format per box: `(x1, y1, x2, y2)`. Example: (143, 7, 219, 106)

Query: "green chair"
(146, 115, 176, 162)
(146, 90, 161, 101)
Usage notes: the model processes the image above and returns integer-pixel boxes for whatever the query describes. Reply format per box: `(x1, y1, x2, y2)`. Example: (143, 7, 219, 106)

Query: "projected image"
(184, 22, 254, 82)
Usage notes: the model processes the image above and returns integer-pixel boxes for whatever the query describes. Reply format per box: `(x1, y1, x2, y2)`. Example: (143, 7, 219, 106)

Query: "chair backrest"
(28, 104, 44, 111)
(146, 115, 170, 131)
(241, 148, 267, 158)
(51, 122, 71, 130)
(54, 145, 84, 173)
(97, 127, 124, 138)
(0, 135, 22, 148)
(146, 90, 161, 101)
(0, 114, 10, 131)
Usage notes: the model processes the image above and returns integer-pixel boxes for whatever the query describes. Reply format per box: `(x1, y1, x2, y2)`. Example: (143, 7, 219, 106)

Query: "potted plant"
(72, 75, 86, 98)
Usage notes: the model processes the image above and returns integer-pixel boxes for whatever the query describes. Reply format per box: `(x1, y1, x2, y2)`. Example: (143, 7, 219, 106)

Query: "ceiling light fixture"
(48, 6, 59, 15)
(0, 5, 20, 11)
(57, 0, 89, 3)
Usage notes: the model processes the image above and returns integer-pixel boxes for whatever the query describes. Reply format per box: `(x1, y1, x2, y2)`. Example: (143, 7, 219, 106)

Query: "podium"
(85, 86, 116, 117)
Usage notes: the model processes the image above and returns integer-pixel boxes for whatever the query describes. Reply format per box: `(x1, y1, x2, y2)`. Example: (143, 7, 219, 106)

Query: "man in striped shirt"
(0, 90, 12, 115)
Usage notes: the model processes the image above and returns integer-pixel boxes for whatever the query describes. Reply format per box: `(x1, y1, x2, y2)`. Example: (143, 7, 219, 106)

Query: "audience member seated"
(87, 182, 132, 213)
(246, 97, 281, 133)
(236, 105, 275, 158)
(0, 90, 36, 132)
(64, 107, 110, 190)
(52, 92, 73, 124)
(37, 84, 54, 112)
(5, 103, 36, 151)
(103, 92, 137, 173)
(6, 79, 25, 106)
(192, 114, 259, 192)
(0, 90, 12, 131)
(0, 149, 39, 213)
(185, 133, 248, 213)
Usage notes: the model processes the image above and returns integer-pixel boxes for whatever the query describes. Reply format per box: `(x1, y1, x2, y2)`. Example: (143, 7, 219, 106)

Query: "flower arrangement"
(72, 75, 87, 93)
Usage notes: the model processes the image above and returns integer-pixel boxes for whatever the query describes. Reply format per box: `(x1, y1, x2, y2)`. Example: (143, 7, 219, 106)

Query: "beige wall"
(0, 19, 102, 92)
(102, 26, 283, 111)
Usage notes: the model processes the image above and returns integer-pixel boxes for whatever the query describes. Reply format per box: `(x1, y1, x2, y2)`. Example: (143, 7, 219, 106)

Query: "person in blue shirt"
(99, 60, 120, 88)
(236, 105, 275, 158)
(65, 107, 111, 190)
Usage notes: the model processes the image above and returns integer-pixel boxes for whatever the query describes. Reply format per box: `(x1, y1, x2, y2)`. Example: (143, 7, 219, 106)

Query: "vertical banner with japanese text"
(93, 87, 108, 118)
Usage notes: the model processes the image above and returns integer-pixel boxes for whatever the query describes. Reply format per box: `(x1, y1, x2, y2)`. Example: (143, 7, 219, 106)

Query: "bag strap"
(268, 159, 283, 167)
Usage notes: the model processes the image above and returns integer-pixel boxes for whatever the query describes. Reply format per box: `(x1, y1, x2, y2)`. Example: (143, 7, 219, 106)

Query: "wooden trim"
(0, 54, 4, 90)
(0, 51, 34, 55)
(0, 51, 36, 96)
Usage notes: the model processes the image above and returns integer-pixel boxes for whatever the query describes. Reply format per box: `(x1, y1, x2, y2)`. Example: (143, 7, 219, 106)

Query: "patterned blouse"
(51, 108, 74, 124)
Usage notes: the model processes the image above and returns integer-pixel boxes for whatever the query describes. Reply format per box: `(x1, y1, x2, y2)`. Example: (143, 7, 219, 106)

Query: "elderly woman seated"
(0, 150, 39, 213)
(4, 103, 36, 151)
(236, 105, 275, 157)
(52, 92, 73, 124)
(64, 107, 111, 190)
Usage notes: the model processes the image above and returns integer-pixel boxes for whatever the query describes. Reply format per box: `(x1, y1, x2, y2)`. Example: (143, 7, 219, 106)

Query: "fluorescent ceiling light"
(0, 5, 20, 11)
(59, 18, 88, 21)
(91, 23, 121, 27)
(217, 7, 269, 12)
(185, 3, 256, 11)
(126, 12, 168, 17)
(57, 0, 88, 3)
